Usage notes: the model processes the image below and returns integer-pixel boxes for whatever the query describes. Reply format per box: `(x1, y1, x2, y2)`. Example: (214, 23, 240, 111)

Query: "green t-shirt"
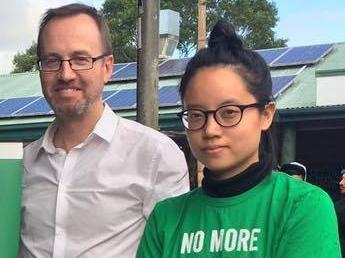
(136, 172, 341, 258)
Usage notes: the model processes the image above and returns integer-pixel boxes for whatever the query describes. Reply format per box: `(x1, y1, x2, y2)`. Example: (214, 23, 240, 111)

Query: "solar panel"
(113, 63, 128, 73)
(14, 97, 52, 116)
(102, 90, 118, 100)
(110, 63, 130, 81)
(110, 60, 170, 82)
(112, 62, 137, 81)
(157, 76, 296, 106)
(159, 86, 180, 106)
(159, 58, 190, 77)
(105, 89, 136, 109)
(0, 97, 39, 117)
(272, 44, 333, 67)
(2, 90, 124, 117)
(272, 75, 296, 97)
(257, 48, 289, 65)
(104, 44, 333, 84)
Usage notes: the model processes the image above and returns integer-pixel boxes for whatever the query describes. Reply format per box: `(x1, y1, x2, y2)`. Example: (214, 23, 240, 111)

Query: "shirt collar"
(92, 103, 118, 143)
(33, 103, 118, 158)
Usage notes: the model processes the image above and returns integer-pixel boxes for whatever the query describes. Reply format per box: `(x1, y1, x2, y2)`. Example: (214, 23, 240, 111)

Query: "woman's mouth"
(202, 145, 226, 155)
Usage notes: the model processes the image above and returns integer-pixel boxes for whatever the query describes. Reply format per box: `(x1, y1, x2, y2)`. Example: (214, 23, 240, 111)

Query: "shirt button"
(55, 229, 63, 237)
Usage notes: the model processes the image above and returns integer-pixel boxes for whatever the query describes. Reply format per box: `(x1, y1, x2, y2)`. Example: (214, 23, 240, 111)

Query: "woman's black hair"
(179, 19, 275, 166)
(179, 19, 272, 104)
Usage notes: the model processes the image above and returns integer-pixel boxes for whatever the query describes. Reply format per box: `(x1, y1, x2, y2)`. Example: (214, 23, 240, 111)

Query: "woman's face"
(183, 66, 275, 179)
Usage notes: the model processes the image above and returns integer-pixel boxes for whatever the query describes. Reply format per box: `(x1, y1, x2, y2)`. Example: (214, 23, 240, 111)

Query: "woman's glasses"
(177, 103, 265, 130)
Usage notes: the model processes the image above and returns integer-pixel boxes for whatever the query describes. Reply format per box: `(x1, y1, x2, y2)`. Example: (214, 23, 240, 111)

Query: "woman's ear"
(261, 102, 276, 131)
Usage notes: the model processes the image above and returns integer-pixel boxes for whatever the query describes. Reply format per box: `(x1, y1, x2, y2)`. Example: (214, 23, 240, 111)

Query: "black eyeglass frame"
(177, 103, 266, 131)
(37, 54, 109, 72)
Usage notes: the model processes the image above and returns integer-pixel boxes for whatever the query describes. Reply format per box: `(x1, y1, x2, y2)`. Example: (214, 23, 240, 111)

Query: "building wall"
(317, 74, 345, 106)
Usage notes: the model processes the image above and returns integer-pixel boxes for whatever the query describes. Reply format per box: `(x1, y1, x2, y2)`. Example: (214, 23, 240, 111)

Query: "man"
(280, 161, 307, 181)
(335, 169, 345, 257)
(20, 4, 189, 258)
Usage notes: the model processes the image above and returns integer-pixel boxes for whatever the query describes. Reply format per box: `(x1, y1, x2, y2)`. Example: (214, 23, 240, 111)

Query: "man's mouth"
(56, 87, 80, 92)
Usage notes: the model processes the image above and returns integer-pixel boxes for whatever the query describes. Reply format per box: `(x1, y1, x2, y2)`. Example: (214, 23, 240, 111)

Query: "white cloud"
(0, 51, 15, 74)
(0, 0, 104, 74)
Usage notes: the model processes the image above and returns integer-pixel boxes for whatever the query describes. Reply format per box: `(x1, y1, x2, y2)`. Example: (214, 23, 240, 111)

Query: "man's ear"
(103, 54, 114, 84)
(261, 102, 276, 131)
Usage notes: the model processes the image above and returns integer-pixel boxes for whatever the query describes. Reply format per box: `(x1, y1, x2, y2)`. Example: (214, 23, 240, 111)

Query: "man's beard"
(54, 101, 88, 118)
(50, 97, 97, 119)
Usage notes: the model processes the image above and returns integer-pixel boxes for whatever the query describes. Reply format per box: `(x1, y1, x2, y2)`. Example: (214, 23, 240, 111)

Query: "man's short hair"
(37, 3, 113, 58)
(280, 161, 307, 180)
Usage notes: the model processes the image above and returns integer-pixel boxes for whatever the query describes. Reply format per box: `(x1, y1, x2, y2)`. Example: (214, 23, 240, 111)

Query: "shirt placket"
(52, 149, 78, 258)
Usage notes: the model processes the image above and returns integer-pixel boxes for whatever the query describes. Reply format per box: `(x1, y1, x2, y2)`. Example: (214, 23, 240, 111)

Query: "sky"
(0, 0, 345, 74)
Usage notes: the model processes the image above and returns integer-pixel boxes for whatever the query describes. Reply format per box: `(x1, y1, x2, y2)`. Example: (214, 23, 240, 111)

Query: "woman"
(136, 20, 341, 258)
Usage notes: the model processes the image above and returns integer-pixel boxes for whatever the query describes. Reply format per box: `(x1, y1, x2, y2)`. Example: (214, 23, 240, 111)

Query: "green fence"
(0, 143, 22, 258)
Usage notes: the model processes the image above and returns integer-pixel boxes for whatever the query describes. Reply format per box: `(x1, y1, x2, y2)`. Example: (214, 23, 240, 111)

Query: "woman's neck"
(202, 152, 272, 197)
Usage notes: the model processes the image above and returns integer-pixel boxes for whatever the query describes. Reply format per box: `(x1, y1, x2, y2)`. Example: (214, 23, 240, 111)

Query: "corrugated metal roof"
(0, 72, 41, 98)
(275, 43, 345, 109)
(317, 43, 345, 71)
(0, 43, 344, 126)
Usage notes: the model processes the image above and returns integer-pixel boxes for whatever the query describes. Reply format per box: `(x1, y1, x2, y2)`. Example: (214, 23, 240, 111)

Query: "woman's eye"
(188, 112, 203, 120)
(220, 108, 238, 118)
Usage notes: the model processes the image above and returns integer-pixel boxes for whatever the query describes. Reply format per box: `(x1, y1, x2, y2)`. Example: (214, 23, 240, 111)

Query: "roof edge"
(316, 68, 345, 77)
(278, 105, 345, 122)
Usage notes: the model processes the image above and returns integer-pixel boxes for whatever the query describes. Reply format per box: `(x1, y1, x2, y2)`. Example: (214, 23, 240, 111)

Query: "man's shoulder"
(24, 137, 43, 155)
(117, 117, 177, 145)
(23, 137, 45, 167)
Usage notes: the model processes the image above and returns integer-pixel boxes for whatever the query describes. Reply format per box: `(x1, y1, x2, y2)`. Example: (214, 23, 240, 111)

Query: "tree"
(102, 0, 138, 63)
(12, 42, 38, 73)
(12, 0, 287, 67)
(207, 0, 287, 49)
(102, 0, 287, 62)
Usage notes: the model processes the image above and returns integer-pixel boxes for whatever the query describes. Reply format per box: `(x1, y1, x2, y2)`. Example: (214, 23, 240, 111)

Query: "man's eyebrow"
(41, 53, 60, 58)
(71, 51, 92, 56)
(42, 51, 93, 58)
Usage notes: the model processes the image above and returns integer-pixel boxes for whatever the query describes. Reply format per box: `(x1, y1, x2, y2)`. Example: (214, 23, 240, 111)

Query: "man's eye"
(73, 57, 90, 65)
(44, 59, 59, 66)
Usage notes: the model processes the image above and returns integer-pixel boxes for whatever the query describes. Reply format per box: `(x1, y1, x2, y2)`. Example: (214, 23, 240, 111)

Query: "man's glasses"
(37, 54, 109, 72)
(177, 103, 265, 130)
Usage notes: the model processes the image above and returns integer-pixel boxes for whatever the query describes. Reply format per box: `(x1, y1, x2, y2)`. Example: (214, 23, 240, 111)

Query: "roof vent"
(159, 10, 179, 59)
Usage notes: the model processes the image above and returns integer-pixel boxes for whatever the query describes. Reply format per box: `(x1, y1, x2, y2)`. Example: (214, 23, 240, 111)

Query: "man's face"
(39, 14, 113, 119)
(339, 174, 345, 197)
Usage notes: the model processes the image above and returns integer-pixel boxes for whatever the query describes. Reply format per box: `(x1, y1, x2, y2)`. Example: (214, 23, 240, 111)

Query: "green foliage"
(102, 0, 287, 62)
(12, 0, 288, 68)
(102, 0, 138, 63)
(207, 0, 287, 49)
(12, 42, 38, 73)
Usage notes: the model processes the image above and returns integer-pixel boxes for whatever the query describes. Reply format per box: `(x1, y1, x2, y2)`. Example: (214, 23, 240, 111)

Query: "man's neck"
(53, 103, 104, 152)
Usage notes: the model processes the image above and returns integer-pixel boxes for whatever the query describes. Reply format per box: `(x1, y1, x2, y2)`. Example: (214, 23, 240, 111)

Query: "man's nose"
(58, 61, 77, 81)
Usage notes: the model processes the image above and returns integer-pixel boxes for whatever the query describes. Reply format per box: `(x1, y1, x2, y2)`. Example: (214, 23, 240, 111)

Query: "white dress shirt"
(20, 104, 189, 258)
